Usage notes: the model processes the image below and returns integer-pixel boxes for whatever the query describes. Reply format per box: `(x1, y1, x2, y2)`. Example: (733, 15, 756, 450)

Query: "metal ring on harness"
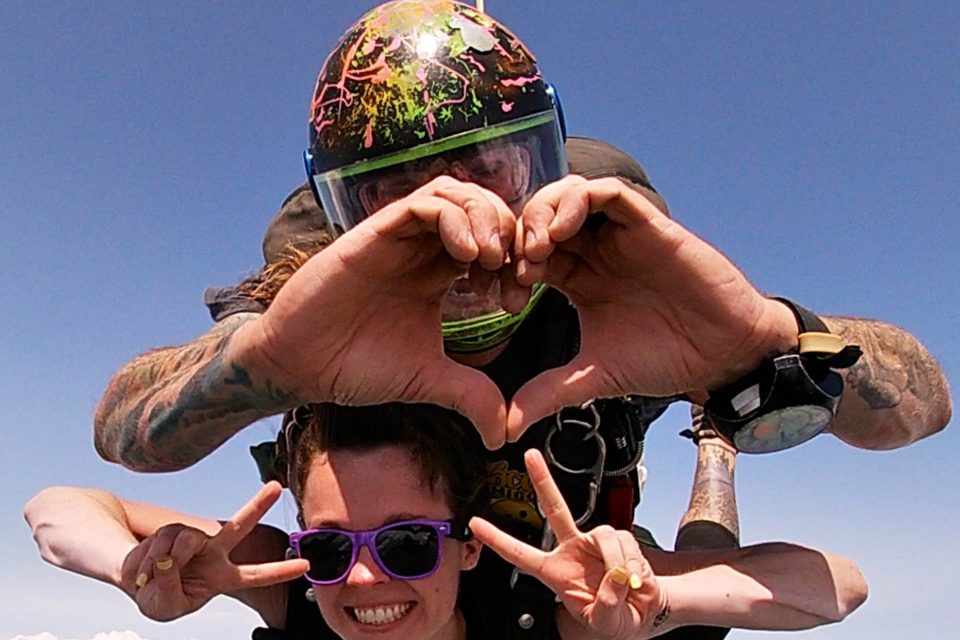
(542, 401, 606, 528)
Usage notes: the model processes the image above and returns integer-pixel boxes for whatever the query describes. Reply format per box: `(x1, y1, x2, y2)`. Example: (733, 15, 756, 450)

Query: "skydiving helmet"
(303, 0, 567, 353)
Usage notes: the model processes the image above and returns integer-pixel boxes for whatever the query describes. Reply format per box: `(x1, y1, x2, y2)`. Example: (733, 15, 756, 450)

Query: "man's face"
(357, 141, 532, 218)
(357, 141, 533, 323)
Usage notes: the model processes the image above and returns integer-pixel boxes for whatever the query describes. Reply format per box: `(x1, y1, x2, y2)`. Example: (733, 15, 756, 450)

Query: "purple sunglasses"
(288, 518, 472, 585)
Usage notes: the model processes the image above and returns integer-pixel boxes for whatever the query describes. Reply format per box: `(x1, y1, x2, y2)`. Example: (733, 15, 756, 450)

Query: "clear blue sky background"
(2, 1, 957, 638)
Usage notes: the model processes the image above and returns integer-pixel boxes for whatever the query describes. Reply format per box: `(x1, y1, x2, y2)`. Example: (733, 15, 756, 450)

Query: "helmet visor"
(311, 110, 566, 233)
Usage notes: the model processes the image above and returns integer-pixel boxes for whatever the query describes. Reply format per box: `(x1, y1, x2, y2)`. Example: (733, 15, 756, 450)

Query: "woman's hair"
(287, 402, 488, 522)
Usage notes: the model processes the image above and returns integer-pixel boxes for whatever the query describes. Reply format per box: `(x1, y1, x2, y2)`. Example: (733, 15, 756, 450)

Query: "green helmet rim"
(442, 283, 547, 353)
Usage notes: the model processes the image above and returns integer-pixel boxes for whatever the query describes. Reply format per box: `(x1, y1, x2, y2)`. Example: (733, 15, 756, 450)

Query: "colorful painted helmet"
(304, 0, 567, 353)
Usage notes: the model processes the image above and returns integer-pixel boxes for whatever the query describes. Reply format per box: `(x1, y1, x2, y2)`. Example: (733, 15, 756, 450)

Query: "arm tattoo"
(95, 313, 296, 471)
(824, 316, 951, 447)
(678, 406, 740, 542)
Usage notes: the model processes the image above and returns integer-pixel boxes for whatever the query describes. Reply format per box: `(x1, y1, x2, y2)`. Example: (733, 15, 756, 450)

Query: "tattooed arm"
(94, 312, 297, 472)
(824, 316, 951, 450)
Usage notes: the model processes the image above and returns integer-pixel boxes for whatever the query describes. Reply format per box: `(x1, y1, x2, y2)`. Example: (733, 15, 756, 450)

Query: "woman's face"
(300, 446, 481, 640)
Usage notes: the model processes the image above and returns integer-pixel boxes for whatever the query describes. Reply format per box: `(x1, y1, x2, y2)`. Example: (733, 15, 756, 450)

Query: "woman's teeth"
(349, 602, 413, 626)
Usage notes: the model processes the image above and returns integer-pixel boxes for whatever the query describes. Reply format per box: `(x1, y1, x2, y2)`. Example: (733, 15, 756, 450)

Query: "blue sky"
(2, 1, 957, 638)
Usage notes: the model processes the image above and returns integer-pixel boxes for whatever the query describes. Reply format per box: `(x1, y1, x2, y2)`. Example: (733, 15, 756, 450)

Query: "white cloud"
(9, 632, 150, 640)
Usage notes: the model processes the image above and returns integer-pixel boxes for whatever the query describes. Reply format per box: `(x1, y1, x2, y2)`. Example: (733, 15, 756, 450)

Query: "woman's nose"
(344, 545, 390, 586)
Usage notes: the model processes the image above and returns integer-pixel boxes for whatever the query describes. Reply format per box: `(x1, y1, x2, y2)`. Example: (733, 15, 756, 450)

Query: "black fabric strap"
(770, 296, 829, 333)
(770, 297, 862, 369)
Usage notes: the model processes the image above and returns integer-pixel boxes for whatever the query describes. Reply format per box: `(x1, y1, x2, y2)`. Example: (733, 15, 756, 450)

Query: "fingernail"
(156, 558, 174, 572)
(610, 566, 629, 585)
(629, 573, 643, 590)
(135, 573, 149, 588)
(525, 228, 536, 248)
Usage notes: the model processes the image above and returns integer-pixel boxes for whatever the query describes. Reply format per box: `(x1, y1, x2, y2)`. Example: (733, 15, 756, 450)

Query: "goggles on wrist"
(704, 299, 862, 454)
(288, 518, 471, 585)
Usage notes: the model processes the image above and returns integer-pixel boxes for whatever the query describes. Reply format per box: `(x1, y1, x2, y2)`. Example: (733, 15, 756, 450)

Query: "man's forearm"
(94, 313, 297, 471)
(651, 543, 867, 633)
(825, 316, 951, 449)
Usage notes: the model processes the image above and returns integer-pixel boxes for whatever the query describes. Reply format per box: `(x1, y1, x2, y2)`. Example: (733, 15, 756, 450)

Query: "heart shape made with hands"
(257, 175, 790, 450)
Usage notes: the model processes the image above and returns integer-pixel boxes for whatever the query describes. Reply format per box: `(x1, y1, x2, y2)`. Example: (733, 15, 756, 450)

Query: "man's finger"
(168, 527, 209, 570)
(469, 516, 545, 577)
(151, 554, 183, 593)
(433, 181, 514, 271)
(520, 175, 589, 252)
(499, 263, 531, 315)
(215, 482, 283, 552)
(506, 361, 605, 442)
(416, 358, 507, 450)
(121, 542, 151, 594)
(518, 180, 567, 263)
(134, 528, 180, 591)
(563, 177, 663, 230)
(371, 195, 479, 263)
(524, 449, 580, 543)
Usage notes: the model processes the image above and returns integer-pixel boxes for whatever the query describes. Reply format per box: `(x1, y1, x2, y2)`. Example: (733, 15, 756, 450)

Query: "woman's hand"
(470, 450, 670, 640)
(120, 482, 307, 621)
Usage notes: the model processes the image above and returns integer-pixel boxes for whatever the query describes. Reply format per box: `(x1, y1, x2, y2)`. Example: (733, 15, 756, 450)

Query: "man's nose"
(344, 546, 389, 586)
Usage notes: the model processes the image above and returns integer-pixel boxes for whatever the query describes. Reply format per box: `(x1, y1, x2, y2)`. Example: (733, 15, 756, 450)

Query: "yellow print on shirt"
(486, 460, 542, 530)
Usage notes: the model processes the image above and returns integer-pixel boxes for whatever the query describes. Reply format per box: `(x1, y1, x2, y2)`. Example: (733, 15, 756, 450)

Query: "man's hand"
(471, 450, 669, 640)
(120, 482, 306, 622)
(235, 177, 517, 448)
(507, 176, 798, 440)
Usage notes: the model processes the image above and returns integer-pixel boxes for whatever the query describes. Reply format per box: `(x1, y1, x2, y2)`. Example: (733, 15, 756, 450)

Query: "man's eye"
(378, 175, 427, 198)
(469, 160, 504, 179)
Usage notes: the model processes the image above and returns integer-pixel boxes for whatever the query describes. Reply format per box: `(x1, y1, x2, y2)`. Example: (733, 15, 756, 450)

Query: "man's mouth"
(347, 602, 414, 626)
(442, 276, 503, 321)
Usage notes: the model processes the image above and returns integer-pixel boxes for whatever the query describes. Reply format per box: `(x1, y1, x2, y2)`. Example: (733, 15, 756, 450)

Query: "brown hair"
(287, 403, 488, 522)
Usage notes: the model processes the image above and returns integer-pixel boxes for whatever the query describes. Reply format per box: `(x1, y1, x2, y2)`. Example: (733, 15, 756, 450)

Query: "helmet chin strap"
(442, 283, 547, 353)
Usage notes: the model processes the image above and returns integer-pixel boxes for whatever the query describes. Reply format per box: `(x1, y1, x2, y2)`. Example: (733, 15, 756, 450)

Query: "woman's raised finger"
(524, 449, 579, 543)
(214, 481, 283, 553)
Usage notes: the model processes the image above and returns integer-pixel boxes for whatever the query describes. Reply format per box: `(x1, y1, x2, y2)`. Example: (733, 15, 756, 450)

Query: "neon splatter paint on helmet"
(308, 0, 554, 173)
(304, 0, 567, 353)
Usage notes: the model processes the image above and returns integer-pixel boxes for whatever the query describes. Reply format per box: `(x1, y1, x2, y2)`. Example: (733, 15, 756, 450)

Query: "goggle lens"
(356, 143, 532, 217)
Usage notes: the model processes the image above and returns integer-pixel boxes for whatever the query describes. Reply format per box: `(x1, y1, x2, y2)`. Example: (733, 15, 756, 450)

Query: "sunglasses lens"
(299, 531, 354, 583)
(376, 524, 440, 578)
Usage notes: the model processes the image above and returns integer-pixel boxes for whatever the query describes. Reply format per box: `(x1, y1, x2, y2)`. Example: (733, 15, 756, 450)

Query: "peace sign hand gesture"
(470, 450, 670, 640)
(119, 482, 307, 622)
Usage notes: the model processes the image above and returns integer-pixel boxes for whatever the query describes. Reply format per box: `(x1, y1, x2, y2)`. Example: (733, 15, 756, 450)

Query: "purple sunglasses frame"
(288, 518, 471, 585)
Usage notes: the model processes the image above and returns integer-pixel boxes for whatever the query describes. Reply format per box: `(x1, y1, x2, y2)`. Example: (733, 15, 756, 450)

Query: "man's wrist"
(223, 317, 302, 414)
(706, 298, 799, 392)
(703, 298, 862, 454)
